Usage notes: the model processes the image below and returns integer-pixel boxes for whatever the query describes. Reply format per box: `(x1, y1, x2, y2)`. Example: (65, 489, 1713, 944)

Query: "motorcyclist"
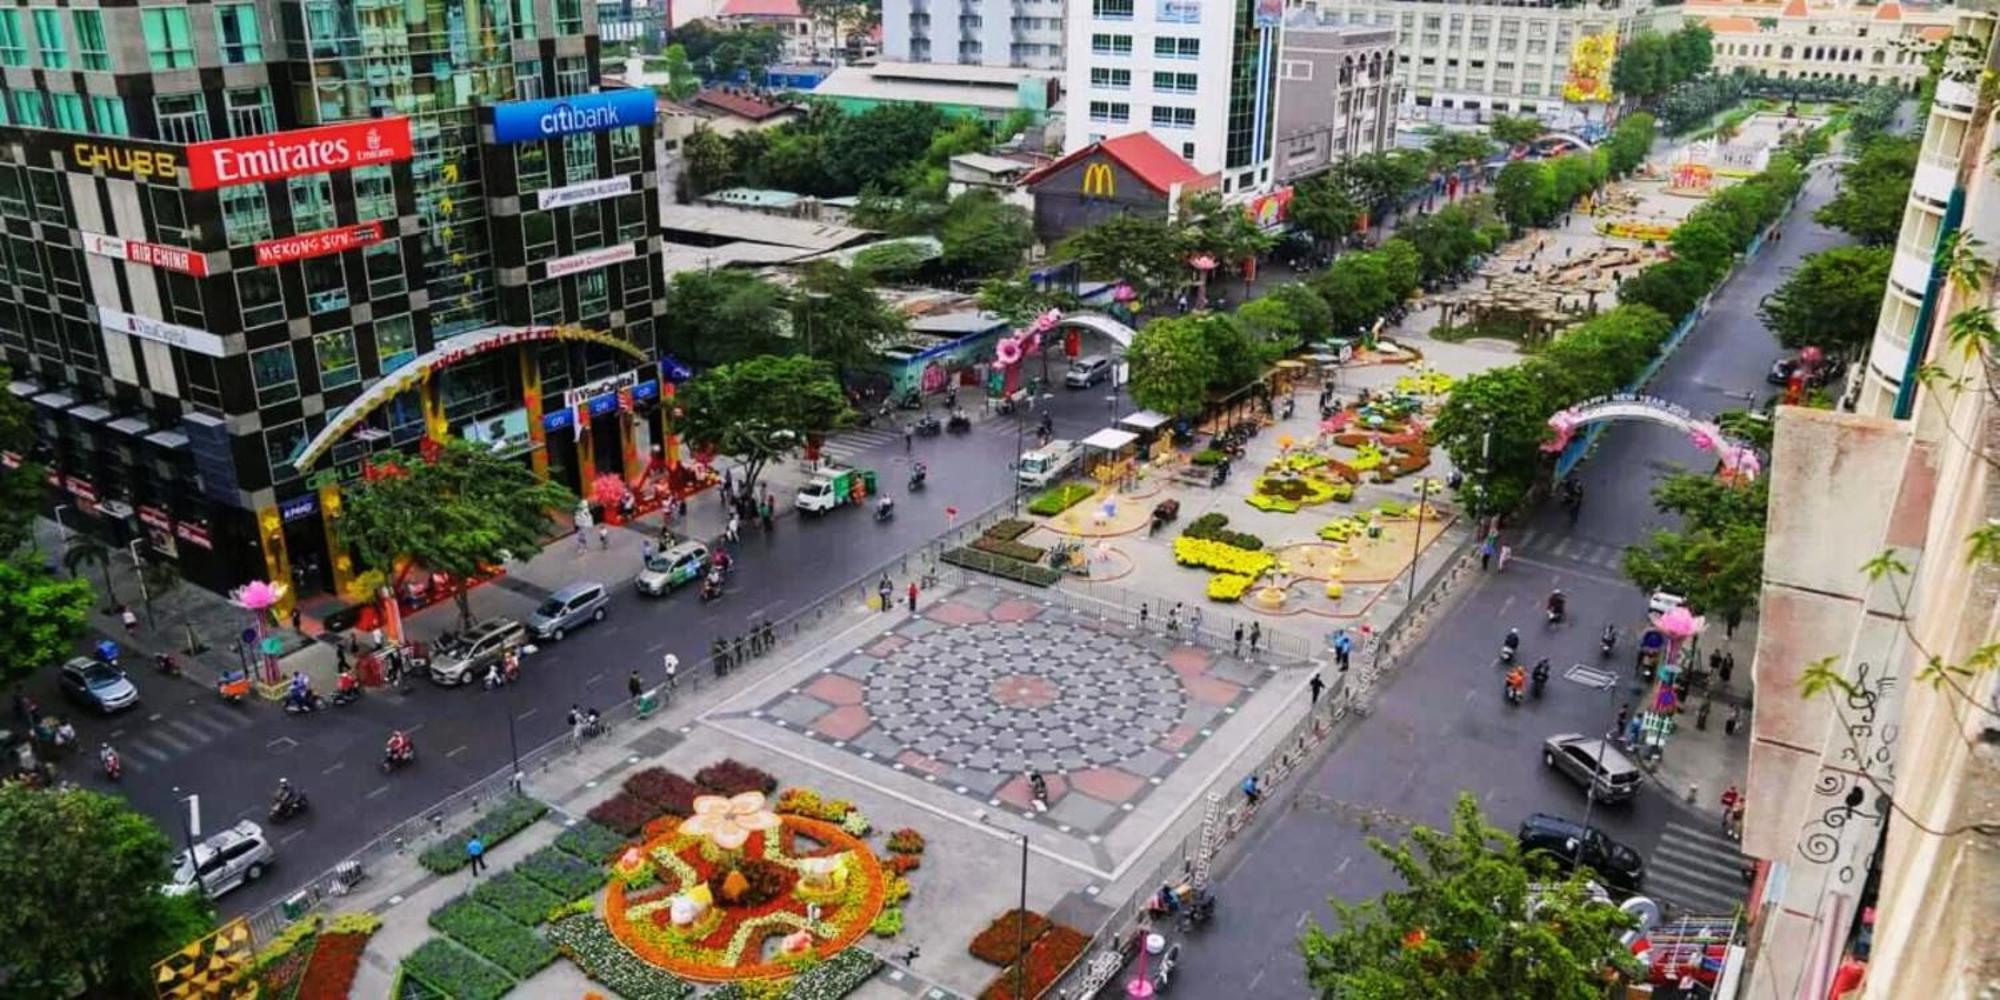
(1601, 623, 1617, 650)
(711, 549, 732, 575)
(910, 462, 927, 488)
(385, 730, 413, 762)
(273, 778, 299, 811)
(1532, 658, 1551, 695)
(288, 671, 309, 701)
(1502, 628, 1521, 657)
(155, 652, 181, 676)
(483, 662, 504, 689)
(876, 495, 896, 519)
(1547, 590, 1566, 620)
(701, 569, 723, 600)
(336, 666, 359, 696)
(1505, 665, 1527, 698)
(99, 742, 119, 775)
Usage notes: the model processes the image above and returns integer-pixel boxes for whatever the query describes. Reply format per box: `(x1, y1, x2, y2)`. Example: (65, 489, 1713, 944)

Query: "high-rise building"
(0, 0, 667, 605)
(1065, 0, 1285, 196)
(1273, 15, 1398, 184)
(883, 0, 1066, 69)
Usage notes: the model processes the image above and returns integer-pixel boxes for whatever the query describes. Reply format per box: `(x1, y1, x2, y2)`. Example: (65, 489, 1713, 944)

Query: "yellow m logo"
(1082, 161, 1116, 199)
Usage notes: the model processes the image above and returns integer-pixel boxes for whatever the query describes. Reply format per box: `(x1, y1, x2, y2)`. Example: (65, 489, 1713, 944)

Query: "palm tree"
(61, 531, 117, 612)
(140, 555, 183, 638)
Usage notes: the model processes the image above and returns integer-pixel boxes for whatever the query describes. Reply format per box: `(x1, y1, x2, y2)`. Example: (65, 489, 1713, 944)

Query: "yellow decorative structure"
(153, 918, 258, 999)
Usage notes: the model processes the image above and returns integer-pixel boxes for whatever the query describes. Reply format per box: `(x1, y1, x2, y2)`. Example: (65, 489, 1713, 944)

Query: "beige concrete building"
(1742, 9, 2000, 998)
(1680, 0, 1952, 92)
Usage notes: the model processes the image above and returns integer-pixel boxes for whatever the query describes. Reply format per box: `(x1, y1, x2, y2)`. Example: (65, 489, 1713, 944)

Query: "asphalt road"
(26, 375, 1136, 916)
(1169, 168, 1851, 997)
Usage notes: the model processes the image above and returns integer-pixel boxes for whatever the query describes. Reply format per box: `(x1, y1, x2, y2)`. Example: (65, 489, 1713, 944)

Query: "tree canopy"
(1426, 130, 1495, 170)
(1815, 135, 1918, 245)
(0, 784, 216, 995)
(1623, 473, 1769, 631)
(1050, 213, 1190, 302)
(661, 269, 792, 369)
(1487, 114, 1545, 147)
(1290, 170, 1364, 244)
(1125, 313, 1267, 417)
(1759, 245, 1893, 356)
(1298, 792, 1641, 999)
(935, 191, 1035, 281)
(0, 558, 94, 687)
(790, 261, 909, 373)
(1238, 283, 1333, 349)
(658, 44, 699, 101)
(341, 440, 574, 630)
(667, 22, 783, 84)
(674, 355, 853, 491)
(1613, 26, 1715, 103)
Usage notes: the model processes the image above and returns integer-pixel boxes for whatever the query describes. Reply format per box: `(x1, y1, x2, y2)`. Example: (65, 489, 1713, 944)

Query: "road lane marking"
(148, 713, 164, 722)
(132, 742, 170, 761)
(365, 785, 390, 799)
(321, 761, 345, 775)
(165, 719, 212, 745)
(447, 745, 468, 758)
(1505, 554, 1627, 587)
(516, 708, 537, 721)
(1334, 855, 1351, 875)
(281, 830, 306, 846)
(1295, 911, 1312, 929)
(584, 673, 603, 687)
(148, 730, 193, 753)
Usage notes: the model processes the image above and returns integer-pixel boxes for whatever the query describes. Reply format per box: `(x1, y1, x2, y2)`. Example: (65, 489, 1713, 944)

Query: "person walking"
(1480, 536, 1495, 571)
(120, 605, 139, 633)
(1309, 673, 1325, 704)
(597, 524, 610, 550)
(1614, 703, 1631, 741)
(1188, 606, 1204, 641)
(466, 836, 487, 876)
(1719, 785, 1741, 833)
(906, 581, 919, 612)
(1028, 769, 1050, 812)
(877, 576, 892, 614)
(1241, 774, 1261, 807)
(1167, 602, 1183, 635)
(726, 513, 741, 545)
(1332, 629, 1352, 670)
(663, 653, 679, 691)
(1234, 623, 1245, 656)
(1719, 650, 1736, 685)
(759, 496, 774, 532)
(1249, 621, 1262, 652)
(575, 529, 588, 555)
(1496, 544, 1512, 572)
(627, 670, 643, 701)
(905, 423, 914, 451)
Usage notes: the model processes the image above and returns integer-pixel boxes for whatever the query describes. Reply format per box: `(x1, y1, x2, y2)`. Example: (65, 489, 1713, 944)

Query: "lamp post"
(51, 503, 70, 572)
(1570, 667, 1621, 874)
(169, 785, 200, 884)
(1405, 485, 1426, 602)
(127, 539, 154, 628)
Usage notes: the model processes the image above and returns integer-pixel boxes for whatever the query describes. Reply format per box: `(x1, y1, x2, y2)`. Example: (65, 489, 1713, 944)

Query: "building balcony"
(1890, 242, 1933, 303)
(1912, 150, 1958, 207)
(1934, 78, 1977, 117)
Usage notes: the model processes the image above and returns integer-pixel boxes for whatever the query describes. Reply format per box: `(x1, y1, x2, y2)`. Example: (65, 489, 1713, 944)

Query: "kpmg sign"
(492, 90, 656, 144)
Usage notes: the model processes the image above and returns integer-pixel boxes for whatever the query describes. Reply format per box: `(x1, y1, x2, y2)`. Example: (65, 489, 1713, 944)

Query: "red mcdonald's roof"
(1022, 132, 1215, 195)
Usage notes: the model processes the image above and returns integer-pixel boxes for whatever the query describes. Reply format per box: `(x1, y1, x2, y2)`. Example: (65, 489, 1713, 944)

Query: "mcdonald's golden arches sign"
(1081, 160, 1116, 199)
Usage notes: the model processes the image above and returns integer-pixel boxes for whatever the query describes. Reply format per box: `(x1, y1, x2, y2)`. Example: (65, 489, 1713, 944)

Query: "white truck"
(1017, 439, 1082, 489)
(794, 466, 872, 514)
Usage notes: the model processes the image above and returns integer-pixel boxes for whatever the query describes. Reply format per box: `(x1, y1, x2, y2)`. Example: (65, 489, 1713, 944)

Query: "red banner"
(138, 505, 172, 530)
(0, 451, 18, 469)
(82, 232, 209, 277)
(254, 222, 385, 267)
(174, 521, 213, 549)
(186, 118, 413, 190)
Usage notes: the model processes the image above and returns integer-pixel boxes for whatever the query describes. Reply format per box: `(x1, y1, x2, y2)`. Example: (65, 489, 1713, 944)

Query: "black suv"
(1517, 813, 1645, 893)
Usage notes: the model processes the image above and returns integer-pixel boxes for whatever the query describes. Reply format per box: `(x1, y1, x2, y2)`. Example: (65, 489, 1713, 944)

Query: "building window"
(1182, 141, 1195, 160)
(610, 126, 643, 172)
(8, 237, 41, 290)
(314, 329, 359, 387)
(563, 132, 596, 183)
(225, 86, 274, 137)
(215, 4, 262, 63)
(141, 8, 195, 69)
(265, 421, 306, 480)
(1150, 106, 1196, 129)
(1089, 33, 1131, 56)
(0, 167, 24, 218)
(1087, 100, 1130, 123)
(1153, 36, 1198, 59)
(621, 258, 650, 306)
(517, 143, 551, 190)
(1092, 0, 1132, 20)
(616, 194, 646, 243)
(0, 13, 26, 66)
(512, 0, 536, 39)
(578, 270, 608, 318)
(304, 256, 348, 315)
(372, 314, 415, 372)
(556, 56, 590, 95)
(1090, 67, 1131, 89)
(251, 344, 300, 405)
(353, 164, 395, 219)
(515, 59, 544, 100)
(1153, 70, 1198, 93)
(531, 281, 561, 323)
(569, 200, 604, 251)
(221, 184, 273, 244)
(289, 173, 337, 233)
(554, 0, 581, 34)
(72, 10, 107, 70)
(31, 9, 66, 69)
(11, 91, 44, 127)
(154, 93, 210, 143)
(28, 168, 65, 225)
(523, 211, 556, 257)
(50, 93, 85, 131)
(237, 268, 284, 328)
(364, 240, 404, 298)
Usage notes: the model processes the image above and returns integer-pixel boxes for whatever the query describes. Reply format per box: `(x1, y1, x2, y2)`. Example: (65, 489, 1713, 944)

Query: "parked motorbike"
(1153, 943, 1182, 993)
(1176, 887, 1216, 933)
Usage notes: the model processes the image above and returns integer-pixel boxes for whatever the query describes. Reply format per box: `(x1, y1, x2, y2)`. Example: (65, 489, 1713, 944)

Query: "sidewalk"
(1646, 621, 1754, 824)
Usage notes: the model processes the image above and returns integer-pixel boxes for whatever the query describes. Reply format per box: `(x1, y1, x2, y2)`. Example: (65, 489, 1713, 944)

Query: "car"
(636, 541, 710, 597)
(1064, 355, 1112, 389)
(58, 656, 138, 713)
(164, 820, 274, 899)
(526, 581, 609, 641)
(427, 618, 527, 686)
(1542, 733, 1646, 804)
(1766, 354, 1845, 387)
(1518, 813, 1645, 893)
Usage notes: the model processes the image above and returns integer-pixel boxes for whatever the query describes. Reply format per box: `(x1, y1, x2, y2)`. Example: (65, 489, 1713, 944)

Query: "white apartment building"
(883, 0, 1067, 69)
(1274, 16, 1400, 183)
(1065, 0, 1284, 195)
(1676, 0, 1952, 92)
(1302, 0, 1648, 121)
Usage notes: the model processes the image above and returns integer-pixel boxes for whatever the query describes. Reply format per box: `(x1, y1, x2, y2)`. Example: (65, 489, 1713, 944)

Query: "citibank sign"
(493, 90, 656, 144)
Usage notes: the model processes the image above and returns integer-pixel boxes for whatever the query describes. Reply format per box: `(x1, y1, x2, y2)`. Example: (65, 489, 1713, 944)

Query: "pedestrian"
(466, 835, 486, 875)
(1234, 623, 1245, 656)
(1332, 629, 1352, 670)
(290, 607, 304, 633)
(598, 524, 610, 550)
(335, 645, 349, 671)
(1480, 537, 1494, 571)
(1309, 672, 1325, 704)
(120, 605, 138, 633)
(1188, 606, 1203, 640)
(1028, 769, 1050, 811)
(726, 514, 741, 545)
(1249, 621, 1262, 652)
(1720, 650, 1736, 684)
(1720, 784, 1741, 832)
(675, 495, 689, 521)
(1614, 703, 1631, 740)
(759, 497, 774, 532)
(1624, 713, 1643, 748)
(877, 575, 892, 614)
(1166, 603, 1181, 635)
(1241, 774, 1261, 807)
(627, 670, 643, 700)
(723, 467, 734, 498)
(575, 529, 588, 554)
(1497, 544, 1511, 572)
(905, 423, 914, 451)
(1728, 802, 1746, 839)
(1709, 649, 1723, 678)
(907, 581, 919, 612)
(663, 653, 679, 690)
(640, 538, 654, 563)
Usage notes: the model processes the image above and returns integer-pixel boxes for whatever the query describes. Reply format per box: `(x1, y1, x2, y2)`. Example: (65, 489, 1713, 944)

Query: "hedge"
(942, 546, 1064, 586)
(469, 870, 564, 926)
(516, 845, 608, 902)
(1026, 483, 1094, 516)
(548, 914, 697, 1000)
(554, 821, 629, 864)
(972, 535, 1047, 562)
(428, 898, 559, 979)
(986, 519, 1036, 541)
(1181, 512, 1263, 551)
(401, 938, 514, 1000)
(416, 796, 549, 875)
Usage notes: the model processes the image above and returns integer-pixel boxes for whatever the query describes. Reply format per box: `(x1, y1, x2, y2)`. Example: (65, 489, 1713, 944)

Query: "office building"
(0, 0, 666, 606)
(882, 0, 1066, 70)
(1681, 0, 1951, 93)
(1274, 15, 1398, 183)
(1065, 0, 1285, 195)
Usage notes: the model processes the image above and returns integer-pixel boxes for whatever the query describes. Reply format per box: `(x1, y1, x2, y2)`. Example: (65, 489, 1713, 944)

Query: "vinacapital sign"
(186, 118, 414, 190)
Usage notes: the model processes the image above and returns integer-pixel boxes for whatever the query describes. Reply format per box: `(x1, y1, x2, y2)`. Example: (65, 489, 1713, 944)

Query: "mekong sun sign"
(185, 118, 414, 190)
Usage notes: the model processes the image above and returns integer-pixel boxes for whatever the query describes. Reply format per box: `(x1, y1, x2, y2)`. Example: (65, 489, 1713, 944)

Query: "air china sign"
(185, 118, 413, 190)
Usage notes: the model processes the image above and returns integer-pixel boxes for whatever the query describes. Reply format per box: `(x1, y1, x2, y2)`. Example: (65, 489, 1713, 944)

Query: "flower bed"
(1172, 537, 1275, 578)
(791, 948, 884, 998)
(402, 937, 515, 1000)
(296, 927, 372, 1000)
(626, 767, 703, 815)
(986, 519, 1036, 541)
(1181, 512, 1263, 551)
(1026, 483, 1094, 516)
(1206, 573, 1256, 602)
(253, 917, 318, 1000)
(417, 796, 549, 875)
(697, 760, 780, 797)
(1190, 448, 1228, 466)
(556, 821, 631, 864)
(775, 788, 856, 823)
(942, 546, 1065, 587)
(980, 925, 1091, 1000)
(518, 845, 610, 902)
(587, 791, 662, 836)
(549, 913, 697, 1000)
(968, 910, 1054, 966)
(971, 536, 1047, 562)
(886, 828, 925, 854)
(472, 869, 565, 925)
(1247, 474, 1344, 513)
(429, 897, 559, 979)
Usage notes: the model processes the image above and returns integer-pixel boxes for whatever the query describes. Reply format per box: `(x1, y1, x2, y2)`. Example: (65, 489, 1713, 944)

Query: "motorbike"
(1547, 600, 1566, 625)
(1281, 398, 1295, 419)
(270, 790, 309, 822)
(99, 746, 121, 781)
(218, 669, 252, 705)
(874, 499, 896, 523)
(1600, 627, 1617, 659)
(332, 682, 362, 706)
(283, 691, 325, 715)
(1504, 678, 1526, 705)
(908, 470, 926, 492)
(155, 653, 182, 677)
(700, 576, 724, 602)
(1177, 887, 1216, 933)
(1500, 634, 1519, 667)
(945, 411, 971, 435)
(1531, 662, 1550, 699)
(915, 414, 942, 437)
(1153, 943, 1182, 993)
(382, 742, 416, 773)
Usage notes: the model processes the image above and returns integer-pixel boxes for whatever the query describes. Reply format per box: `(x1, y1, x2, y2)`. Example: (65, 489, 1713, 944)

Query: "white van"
(1017, 439, 1082, 488)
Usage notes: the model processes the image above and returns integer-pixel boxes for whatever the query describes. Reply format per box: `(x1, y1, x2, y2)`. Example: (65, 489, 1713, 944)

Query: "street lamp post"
(51, 503, 70, 572)
(169, 785, 200, 881)
(127, 539, 154, 628)
(1571, 669, 1621, 874)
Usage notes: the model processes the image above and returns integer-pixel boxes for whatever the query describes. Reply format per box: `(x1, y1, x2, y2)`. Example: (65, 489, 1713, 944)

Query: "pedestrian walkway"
(1509, 526, 1630, 576)
(99, 702, 258, 775)
(1645, 819, 1754, 916)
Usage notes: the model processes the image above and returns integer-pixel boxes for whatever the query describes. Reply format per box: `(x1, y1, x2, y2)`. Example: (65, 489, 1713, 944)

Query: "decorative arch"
(1544, 394, 1760, 481)
(1054, 311, 1139, 348)
(292, 324, 650, 471)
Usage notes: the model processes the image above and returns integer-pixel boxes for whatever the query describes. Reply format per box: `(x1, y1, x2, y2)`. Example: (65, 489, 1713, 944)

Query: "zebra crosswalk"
(106, 704, 256, 774)
(816, 426, 908, 465)
(1645, 821, 1754, 916)
(1512, 528, 1628, 574)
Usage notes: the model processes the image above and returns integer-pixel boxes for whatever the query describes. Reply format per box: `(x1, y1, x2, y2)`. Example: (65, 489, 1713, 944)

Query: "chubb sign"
(492, 90, 656, 144)
(186, 118, 414, 190)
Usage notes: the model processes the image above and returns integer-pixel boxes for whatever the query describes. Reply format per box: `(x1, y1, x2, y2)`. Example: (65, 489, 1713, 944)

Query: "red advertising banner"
(174, 521, 213, 549)
(82, 232, 209, 277)
(254, 222, 385, 267)
(186, 117, 413, 190)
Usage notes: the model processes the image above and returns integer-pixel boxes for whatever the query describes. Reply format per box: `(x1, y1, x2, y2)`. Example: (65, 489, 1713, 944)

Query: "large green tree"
(1488, 114, 1545, 147)
(1298, 792, 1641, 999)
(1668, 216, 1738, 280)
(1291, 170, 1363, 244)
(1182, 191, 1279, 271)
(658, 44, 699, 101)
(0, 784, 216, 995)
(1426, 130, 1494, 170)
(1815, 135, 1918, 245)
(1332, 150, 1430, 217)
(675, 355, 853, 493)
(1125, 316, 1217, 418)
(661, 269, 791, 368)
(936, 190, 1034, 281)
(1312, 251, 1396, 337)
(1616, 257, 1711, 322)
(680, 126, 735, 198)
(1428, 365, 1559, 514)
(1623, 474, 1769, 632)
(1758, 245, 1893, 356)
(1237, 282, 1332, 349)
(790, 261, 907, 373)
(1494, 160, 1556, 231)
(1051, 214, 1189, 302)
(341, 440, 574, 630)
(0, 558, 94, 687)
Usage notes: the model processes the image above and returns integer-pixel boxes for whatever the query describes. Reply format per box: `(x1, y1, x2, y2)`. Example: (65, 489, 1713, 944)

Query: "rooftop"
(718, 0, 801, 17)
(1023, 131, 1214, 196)
(658, 203, 873, 252)
(701, 187, 806, 208)
(814, 64, 1040, 111)
(692, 87, 797, 121)
(953, 152, 1038, 176)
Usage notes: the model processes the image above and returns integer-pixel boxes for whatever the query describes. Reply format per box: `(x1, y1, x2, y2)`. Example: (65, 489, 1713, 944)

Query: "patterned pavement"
(739, 585, 1263, 841)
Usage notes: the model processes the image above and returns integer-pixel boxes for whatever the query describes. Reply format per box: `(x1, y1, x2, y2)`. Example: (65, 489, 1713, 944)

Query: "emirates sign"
(254, 221, 386, 267)
(186, 118, 414, 190)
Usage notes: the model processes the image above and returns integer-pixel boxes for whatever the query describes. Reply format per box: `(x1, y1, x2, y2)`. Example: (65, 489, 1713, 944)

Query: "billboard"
(544, 242, 638, 279)
(186, 118, 413, 189)
(254, 222, 386, 267)
(1563, 34, 1617, 104)
(492, 90, 657, 144)
(81, 232, 208, 276)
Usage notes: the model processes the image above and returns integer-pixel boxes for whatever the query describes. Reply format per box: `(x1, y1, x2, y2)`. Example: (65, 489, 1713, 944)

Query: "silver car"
(164, 820, 274, 899)
(1542, 733, 1646, 804)
(527, 581, 608, 641)
(428, 618, 527, 685)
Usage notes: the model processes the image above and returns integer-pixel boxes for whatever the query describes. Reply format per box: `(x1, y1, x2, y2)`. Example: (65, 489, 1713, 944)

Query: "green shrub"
(971, 535, 1047, 562)
(469, 870, 564, 926)
(554, 821, 629, 864)
(1182, 512, 1263, 550)
(547, 914, 696, 1000)
(942, 547, 1064, 586)
(1026, 483, 1094, 516)
(986, 519, 1036, 541)
(516, 846, 608, 902)
(416, 796, 549, 875)
(402, 938, 514, 1000)
(1191, 449, 1228, 466)
(429, 898, 558, 978)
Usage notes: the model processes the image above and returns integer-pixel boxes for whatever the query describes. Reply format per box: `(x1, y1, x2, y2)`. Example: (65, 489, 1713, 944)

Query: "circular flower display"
(603, 815, 889, 982)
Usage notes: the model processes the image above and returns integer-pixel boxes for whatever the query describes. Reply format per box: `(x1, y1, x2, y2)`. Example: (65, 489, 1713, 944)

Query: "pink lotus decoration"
(593, 473, 628, 506)
(1189, 255, 1218, 272)
(1543, 409, 1583, 453)
(1028, 309, 1063, 335)
(231, 580, 287, 684)
(995, 337, 1024, 366)
(1656, 605, 1706, 663)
